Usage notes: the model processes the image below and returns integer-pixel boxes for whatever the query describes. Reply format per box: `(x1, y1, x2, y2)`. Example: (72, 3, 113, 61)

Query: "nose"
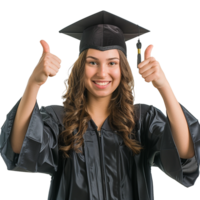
(96, 63, 108, 76)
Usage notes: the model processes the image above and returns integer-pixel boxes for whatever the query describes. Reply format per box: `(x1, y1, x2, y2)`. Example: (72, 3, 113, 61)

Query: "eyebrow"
(86, 56, 119, 60)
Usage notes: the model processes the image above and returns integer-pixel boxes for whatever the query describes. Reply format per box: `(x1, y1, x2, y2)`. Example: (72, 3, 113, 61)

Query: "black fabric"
(0, 97, 199, 200)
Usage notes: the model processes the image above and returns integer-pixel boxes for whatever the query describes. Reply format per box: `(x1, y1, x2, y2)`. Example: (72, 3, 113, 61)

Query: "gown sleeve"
(142, 102, 200, 187)
(0, 97, 60, 176)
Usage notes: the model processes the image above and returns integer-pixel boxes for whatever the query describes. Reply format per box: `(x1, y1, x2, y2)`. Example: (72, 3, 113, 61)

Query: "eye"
(88, 61, 117, 66)
(89, 61, 97, 65)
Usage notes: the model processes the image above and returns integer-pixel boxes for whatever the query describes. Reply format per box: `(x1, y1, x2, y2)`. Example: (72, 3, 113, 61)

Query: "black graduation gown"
(0, 97, 199, 200)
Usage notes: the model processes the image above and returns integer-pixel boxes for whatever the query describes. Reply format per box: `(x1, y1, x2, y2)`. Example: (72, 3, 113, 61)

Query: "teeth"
(94, 81, 110, 86)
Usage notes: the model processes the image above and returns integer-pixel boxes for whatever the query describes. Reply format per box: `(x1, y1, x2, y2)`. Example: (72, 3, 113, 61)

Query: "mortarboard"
(59, 10, 150, 67)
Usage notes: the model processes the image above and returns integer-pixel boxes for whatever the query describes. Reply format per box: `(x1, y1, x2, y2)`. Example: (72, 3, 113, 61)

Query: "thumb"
(144, 45, 153, 60)
(40, 40, 50, 56)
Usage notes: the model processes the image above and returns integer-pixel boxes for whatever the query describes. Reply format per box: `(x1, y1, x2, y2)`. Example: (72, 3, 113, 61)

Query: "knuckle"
(43, 56, 49, 60)
(43, 61, 47, 66)
(45, 64, 49, 69)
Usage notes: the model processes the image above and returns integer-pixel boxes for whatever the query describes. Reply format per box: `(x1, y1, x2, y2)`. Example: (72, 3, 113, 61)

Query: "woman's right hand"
(29, 40, 61, 87)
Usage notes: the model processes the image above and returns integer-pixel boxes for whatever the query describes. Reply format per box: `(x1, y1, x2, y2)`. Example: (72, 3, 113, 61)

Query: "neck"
(86, 93, 111, 117)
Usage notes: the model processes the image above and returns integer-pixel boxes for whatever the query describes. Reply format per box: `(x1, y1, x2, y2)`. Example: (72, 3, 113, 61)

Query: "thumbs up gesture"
(29, 40, 61, 87)
(138, 45, 168, 89)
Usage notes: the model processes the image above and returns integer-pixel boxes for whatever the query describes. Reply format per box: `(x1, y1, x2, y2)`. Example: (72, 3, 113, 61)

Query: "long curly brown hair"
(58, 48, 144, 159)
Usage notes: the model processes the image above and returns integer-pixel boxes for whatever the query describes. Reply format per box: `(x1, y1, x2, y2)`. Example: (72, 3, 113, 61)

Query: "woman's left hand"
(138, 45, 168, 89)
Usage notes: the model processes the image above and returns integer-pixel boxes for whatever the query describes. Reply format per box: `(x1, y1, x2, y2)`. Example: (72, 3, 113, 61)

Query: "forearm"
(157, 81, 195, 159)
(10, 78, 40, 154)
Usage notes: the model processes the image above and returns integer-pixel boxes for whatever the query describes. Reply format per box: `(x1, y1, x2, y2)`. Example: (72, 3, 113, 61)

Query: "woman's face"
(84, 48, 121, 98)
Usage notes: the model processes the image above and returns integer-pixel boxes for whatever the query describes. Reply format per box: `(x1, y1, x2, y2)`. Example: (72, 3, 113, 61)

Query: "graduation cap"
(59, 10, 150, 67)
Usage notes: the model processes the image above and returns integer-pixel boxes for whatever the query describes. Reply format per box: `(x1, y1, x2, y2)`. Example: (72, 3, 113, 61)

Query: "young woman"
(0, 11, 199, 200)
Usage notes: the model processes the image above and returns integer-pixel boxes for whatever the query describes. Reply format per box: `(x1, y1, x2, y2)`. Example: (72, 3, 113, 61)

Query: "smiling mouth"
(92, 81, 111, 84)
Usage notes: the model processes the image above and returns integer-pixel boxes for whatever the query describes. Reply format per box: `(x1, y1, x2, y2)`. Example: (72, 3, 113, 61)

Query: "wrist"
(28, 77, 41, 89)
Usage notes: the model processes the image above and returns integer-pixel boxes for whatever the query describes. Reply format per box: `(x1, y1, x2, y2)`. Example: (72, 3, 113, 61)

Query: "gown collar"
(87, 114, 113, 131)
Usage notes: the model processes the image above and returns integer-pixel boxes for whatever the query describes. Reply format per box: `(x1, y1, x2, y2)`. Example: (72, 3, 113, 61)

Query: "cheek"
(85, 66, 95, 79)
(111, 68, 121, 81)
